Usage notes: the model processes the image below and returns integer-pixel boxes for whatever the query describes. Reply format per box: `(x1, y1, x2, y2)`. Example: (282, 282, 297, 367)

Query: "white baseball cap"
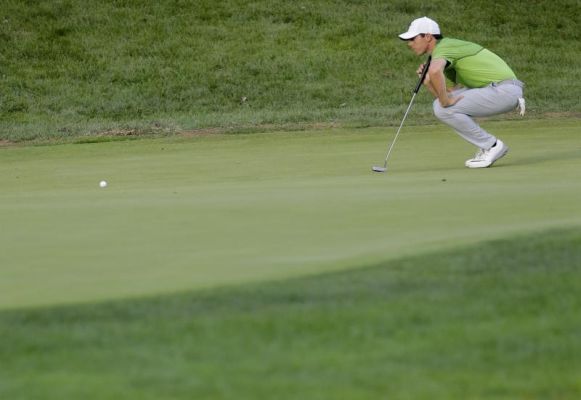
(398, 17, 440, 40)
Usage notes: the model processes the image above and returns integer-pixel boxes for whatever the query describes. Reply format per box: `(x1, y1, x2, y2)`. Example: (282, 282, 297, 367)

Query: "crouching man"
(399, 17, 525, 168)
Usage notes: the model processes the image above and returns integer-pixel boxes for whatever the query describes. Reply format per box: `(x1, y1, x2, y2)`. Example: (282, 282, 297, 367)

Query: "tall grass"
(1, 0, 579, 141)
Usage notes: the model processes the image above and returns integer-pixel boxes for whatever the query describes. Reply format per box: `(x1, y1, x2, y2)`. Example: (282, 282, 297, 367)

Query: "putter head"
(372, 166, 387, 173)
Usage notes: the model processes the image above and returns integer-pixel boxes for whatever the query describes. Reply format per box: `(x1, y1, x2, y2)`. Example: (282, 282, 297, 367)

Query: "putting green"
(1, 119, 580, 309)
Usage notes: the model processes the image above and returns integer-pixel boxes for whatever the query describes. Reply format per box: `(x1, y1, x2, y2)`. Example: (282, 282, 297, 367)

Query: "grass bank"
(1, 0, 580, 142)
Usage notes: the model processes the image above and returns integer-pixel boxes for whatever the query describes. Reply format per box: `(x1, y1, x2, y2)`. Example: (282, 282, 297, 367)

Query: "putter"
(372, 56, 432, 173)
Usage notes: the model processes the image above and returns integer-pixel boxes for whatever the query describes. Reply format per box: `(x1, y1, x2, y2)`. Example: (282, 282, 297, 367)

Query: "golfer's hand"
(416, 64, 430, 84)
(416, 64, 425, 77)
(439, 94, 464, 107)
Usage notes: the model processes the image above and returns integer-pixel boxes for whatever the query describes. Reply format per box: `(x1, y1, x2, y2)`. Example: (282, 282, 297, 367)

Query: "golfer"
(399, 17, 525, 168)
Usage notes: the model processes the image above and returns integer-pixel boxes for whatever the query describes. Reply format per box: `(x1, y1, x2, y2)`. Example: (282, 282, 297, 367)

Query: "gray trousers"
(433, 81, 524, 150)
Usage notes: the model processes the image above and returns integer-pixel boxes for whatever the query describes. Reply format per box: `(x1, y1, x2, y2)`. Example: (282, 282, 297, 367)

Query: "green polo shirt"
(432, 38, 517, 88)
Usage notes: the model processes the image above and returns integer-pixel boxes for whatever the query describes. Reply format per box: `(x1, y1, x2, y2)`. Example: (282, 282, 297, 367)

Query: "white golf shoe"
(465, 148, 486, 168)
(465, 139, 509, 168)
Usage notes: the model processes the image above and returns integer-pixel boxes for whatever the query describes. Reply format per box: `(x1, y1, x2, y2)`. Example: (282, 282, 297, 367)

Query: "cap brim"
(398, 31, 417, 40)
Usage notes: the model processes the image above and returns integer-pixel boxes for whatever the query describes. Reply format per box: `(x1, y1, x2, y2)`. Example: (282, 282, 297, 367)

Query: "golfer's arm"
(423, 79, 439, 98)
(426, 59, 449, 106)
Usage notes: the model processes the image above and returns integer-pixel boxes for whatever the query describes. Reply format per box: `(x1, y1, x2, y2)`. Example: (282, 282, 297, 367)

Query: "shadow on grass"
(1, 227, 580, 399)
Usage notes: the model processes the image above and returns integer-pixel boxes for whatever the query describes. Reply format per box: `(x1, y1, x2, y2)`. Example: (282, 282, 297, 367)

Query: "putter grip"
(413, 56, 432, 94)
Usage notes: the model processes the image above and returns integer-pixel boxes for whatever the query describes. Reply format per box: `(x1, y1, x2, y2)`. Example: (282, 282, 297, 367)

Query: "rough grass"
(1, 228, 580, 399)
(1, 0, 580, 141)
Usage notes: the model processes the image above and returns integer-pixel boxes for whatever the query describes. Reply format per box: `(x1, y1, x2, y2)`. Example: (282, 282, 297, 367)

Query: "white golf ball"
(99, 180, 108, 188)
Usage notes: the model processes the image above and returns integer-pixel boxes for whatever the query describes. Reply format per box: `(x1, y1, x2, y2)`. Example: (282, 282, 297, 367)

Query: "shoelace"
(473, 148, 486, 161)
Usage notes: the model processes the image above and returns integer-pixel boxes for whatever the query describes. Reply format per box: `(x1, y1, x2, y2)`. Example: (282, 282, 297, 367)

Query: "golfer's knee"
(433, 99, 448, 121)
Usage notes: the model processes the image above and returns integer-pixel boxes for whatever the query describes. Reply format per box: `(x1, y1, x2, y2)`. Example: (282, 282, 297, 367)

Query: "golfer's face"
(408, 35, 428, 55)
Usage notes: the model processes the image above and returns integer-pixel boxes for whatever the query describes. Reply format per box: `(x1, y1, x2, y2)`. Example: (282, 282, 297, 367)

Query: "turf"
(1, 227, 580, 399)
(1, 0, 580, 141)
(1, 119, 580, 310)
(2, 2, 580, 396)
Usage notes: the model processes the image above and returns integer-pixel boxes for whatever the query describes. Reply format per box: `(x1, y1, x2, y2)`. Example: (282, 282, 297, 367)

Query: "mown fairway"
(0, 228, 580, 400)
(1, 119, 581, 399)
(1, 120, 581, 399)
(1, 119, 580, 310)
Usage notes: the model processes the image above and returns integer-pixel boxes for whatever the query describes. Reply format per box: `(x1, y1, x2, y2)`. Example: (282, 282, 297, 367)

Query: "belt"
(494, 79, 525, 88)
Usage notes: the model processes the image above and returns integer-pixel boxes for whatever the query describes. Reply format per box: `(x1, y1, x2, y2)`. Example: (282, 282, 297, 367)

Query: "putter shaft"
(373, 56, 432, 172)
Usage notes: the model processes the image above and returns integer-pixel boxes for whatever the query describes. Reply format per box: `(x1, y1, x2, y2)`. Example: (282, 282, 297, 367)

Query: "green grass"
(1, 116, 580, 399)
(2, 2, 580, 397)
(1, 228, 580, 399)
(1, 0, 580, 141)
(1, 119, 580, 310)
